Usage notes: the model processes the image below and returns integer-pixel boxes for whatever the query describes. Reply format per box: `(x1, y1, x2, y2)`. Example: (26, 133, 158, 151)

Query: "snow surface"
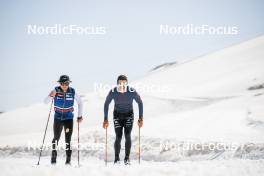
(0, 36, 264, 175)
(1, 157, 264, 176)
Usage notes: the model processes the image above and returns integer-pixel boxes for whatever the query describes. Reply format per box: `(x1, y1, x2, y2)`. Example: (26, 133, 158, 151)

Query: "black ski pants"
(51, 118, 73, 158)
(113, 111, 134, 159)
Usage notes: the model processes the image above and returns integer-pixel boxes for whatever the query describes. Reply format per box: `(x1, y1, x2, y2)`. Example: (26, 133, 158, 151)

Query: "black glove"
(77, 116, 83, 122)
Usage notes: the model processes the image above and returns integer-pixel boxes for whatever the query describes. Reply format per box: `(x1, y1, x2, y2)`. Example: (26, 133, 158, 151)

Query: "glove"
(103, 120, 109, 129)
(77, 116, 83, 123)
(49, 90, 57, 97)
(138, 118, 143, 128)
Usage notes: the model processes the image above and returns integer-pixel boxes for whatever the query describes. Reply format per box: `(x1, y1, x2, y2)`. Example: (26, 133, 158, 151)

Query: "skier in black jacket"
(103, 75, 143, 165)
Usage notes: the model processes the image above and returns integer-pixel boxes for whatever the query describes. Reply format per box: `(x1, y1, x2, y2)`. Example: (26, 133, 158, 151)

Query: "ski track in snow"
(1, 131, 264, 161)
(0, 157, 264, 176)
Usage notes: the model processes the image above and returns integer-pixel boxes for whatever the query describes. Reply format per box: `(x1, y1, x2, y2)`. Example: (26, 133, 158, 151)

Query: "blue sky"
(0, 0, 264, 112)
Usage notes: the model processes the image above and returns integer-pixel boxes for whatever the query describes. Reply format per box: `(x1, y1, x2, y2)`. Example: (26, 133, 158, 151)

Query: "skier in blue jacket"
(44, 75, 83, 165)
(103, 75, 143, 165)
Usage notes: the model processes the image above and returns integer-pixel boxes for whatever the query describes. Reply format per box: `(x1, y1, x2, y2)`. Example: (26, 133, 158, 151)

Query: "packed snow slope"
(0, 36, 264, 172)
(132, 35, 264, 143)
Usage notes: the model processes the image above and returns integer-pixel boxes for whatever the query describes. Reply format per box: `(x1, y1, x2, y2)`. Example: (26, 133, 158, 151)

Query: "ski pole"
(138, 125, 141, 164)
(105, 127, 108, 166)
(37, 99, 53, 165)
(77, 120, 80, 167)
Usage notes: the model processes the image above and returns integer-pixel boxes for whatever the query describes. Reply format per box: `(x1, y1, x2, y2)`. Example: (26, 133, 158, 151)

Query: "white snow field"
(0, 35, 264, 175)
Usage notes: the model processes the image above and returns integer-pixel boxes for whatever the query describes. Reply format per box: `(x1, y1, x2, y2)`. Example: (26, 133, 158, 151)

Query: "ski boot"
(51, 150, 57, 164)
(65, 155, 71, 165)
(114, 157, 121, 165)
(124, 157, 130, 165)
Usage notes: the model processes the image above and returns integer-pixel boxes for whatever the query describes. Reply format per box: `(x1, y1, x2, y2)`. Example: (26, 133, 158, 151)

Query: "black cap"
(117, 75, 128, 83)
(58, 75, 71, 83)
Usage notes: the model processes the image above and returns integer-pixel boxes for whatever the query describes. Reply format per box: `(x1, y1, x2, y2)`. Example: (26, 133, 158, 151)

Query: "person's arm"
(44, 89, 56, 104)
(134, 91, 143, 119)
(104, 90, 114, 121)
(74, 93, 83, 118)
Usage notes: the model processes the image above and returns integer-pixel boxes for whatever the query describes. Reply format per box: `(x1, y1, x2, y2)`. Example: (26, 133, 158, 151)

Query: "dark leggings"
(113, 112, 134, 159)
(51, 119, 73, 158)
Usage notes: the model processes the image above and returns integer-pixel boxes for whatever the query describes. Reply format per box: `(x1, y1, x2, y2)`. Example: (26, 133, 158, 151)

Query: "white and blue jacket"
(44, 86, 83, 120)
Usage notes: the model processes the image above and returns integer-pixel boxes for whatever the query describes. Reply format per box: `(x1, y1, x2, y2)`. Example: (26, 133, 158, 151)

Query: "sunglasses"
(60, 82, 70, 86)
